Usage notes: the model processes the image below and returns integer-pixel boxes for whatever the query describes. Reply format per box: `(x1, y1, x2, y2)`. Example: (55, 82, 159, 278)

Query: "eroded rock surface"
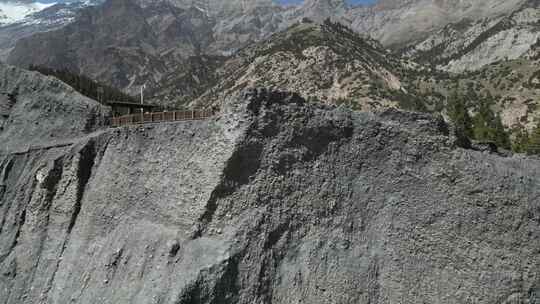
(1, 88, 540, 304)
(0, 63, 108, 153)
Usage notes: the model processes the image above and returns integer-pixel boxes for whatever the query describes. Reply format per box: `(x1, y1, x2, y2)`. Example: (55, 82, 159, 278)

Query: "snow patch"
(0, 1, 56, 25)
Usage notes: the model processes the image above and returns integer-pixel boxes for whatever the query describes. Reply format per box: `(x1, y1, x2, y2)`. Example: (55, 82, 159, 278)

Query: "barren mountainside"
(7, 0, 219, 96)
(1, 69, 540, 302)
(0, 64, 107, 152)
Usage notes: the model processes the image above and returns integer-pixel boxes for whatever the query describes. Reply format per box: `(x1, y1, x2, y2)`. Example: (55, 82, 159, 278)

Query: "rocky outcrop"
(1, 87, 540, 303)
(0, 63, 108, 153)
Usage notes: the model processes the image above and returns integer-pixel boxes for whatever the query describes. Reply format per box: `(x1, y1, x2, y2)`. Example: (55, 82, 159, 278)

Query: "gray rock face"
(0, 63, 108, 153)
(1, 87, 540, 303)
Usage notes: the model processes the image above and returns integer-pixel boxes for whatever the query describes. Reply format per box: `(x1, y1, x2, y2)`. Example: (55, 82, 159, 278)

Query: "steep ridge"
(1, 86, 540, 303)
(0, 63, 107, 152)
(191, 20, 425, 112)
(0, 113, 240, 304)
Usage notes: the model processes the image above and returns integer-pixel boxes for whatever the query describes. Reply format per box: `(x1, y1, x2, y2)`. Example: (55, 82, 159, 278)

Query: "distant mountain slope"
(191, 20, 427, 112)
(7, 0, 531, 100)
(346, 0, 527, 48)
(0, 0, 102, 60)
(29, 65, 137, 104)
(149, 54, 227, 107)
(8, 0, 218, 96)
(432, 57, 540, 130)
(0, 0, 53, 25)
(404, 0, 540, 72)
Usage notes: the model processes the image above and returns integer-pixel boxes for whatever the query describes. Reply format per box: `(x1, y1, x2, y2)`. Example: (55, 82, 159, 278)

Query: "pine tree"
(472, 95, 511, 150)
(511, 125, 530, 153)
(447, 91, 473, 139)
(527, 123, 540, 155)
(492, 114, 511, 150)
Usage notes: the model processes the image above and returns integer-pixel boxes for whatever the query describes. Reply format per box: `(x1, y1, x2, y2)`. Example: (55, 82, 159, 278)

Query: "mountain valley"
(4, 0, 536, 100)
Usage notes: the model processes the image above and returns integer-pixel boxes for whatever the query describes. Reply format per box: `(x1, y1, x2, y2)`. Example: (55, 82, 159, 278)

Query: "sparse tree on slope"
(472, 95, 511, 150)
(527, 123, 540, 155)
(511, 125, 530, 154)
(447, 91, 474, 139)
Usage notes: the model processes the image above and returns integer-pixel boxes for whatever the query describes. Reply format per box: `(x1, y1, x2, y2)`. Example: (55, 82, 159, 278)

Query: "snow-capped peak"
(0, 1, 56, 25)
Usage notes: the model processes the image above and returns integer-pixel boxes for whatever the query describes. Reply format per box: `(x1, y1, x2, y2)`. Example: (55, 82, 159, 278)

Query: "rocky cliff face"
(0, 63, 108, 153)
(1, 82, 540, 303)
